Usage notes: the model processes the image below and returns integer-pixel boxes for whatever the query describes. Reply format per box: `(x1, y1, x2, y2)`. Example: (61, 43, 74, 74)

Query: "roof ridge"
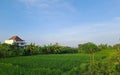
(9, 36, 24, 41)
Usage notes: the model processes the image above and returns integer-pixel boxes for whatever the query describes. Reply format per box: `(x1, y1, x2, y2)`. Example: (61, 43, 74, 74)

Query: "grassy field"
(0, 49, 116, 75)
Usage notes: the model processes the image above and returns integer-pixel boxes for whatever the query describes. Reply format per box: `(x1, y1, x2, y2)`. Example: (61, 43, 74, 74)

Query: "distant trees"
(78, 42, 101, 74)
(0, 43, 78, 58)
(41, 43, 78, 54)
(113, 43, 120, 50)
(98, 44, 108, 50)
(98, 44, 113, 50)
(0, 42, 116, 58)
(78, 42, 100, 53)
(0, 43, 21, 57)
(24, 43, 40, 55)
(0, 43, 10, 57)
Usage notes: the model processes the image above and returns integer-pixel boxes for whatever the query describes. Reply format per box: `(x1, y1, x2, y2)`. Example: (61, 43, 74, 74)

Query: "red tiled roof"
(9, 36, 24, 41)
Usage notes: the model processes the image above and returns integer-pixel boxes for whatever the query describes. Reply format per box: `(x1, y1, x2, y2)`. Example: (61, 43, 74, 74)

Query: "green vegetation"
(78, 42, 100, 53)
(0, 42, 120, 75)
(0, 43, 78, 58)
(0, 42, 114, 58)
(0, 49, 120, 75)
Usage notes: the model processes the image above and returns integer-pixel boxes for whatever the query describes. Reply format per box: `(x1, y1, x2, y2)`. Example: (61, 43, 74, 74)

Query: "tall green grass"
(0, 49, 115, 75)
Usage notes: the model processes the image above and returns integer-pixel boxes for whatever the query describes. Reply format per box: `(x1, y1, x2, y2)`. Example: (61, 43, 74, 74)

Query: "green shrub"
(78, 42, 100, 53)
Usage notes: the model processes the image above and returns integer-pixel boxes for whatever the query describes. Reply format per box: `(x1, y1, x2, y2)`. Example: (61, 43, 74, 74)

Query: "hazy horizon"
(0, 0, 120, 47)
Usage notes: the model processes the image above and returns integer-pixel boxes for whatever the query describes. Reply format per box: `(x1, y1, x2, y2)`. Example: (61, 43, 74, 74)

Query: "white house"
(5, 36, 26, 47)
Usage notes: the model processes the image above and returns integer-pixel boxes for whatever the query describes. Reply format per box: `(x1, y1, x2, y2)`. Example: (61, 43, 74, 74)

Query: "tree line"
(0, 42, 120, 58)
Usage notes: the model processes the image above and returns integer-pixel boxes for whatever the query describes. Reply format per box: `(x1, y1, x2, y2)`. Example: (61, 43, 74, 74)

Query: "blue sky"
(0, 0, 120, 47)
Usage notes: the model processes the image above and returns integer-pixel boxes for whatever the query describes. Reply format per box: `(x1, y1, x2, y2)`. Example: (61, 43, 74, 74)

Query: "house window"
(21, 43, 24, 45)
(16, 43, 19, 45)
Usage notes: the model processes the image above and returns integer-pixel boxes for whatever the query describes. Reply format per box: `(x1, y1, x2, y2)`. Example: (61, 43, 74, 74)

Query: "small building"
(5, 36, 26, 47)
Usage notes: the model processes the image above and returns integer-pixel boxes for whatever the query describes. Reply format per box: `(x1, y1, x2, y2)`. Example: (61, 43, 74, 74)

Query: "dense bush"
(98, 44, 113, 50)
(60, 47, 78, 54)
(0, 43, 78, 58)
(0, 43, 11, 57)
(78, 42, 100, 53)
(24, 43, 41, 55)
(113, 43, 120, 50)
(41, 43, 78, 54)
(0, 42, 115, 58)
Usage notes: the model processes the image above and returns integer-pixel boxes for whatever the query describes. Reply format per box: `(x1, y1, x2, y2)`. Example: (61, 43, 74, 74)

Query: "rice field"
(0, 49, 115, 75)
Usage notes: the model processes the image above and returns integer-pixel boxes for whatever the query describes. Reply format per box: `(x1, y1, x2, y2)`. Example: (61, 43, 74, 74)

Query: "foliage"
(0, 38, 119, 74)
(0, 49, 119, 75)
(0, 43, 78, 58)
(0, 42, 115, 58)
(98, 44, 108, 50)
(78, 42, 100, 53)
(60, 46, 78, 54)
(113, 43, 120, 50)
(24, 43, 40, 55)
(0, 43, 25, 57)
(0, 43, 11, 57)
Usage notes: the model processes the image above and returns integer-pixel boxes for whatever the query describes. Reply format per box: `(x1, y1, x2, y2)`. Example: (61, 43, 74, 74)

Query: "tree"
(98, 44, 108, 50)
(113, 44, 120, 51)
(78, 42, 100, 74)
(24, 43, 39, 55)
(0, 43, 11, 57)
(78, 42, 100, 53)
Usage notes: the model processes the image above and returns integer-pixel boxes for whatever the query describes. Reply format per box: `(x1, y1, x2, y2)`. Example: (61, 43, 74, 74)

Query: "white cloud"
(18, 0, 38, 8)
(114, 17, 120, 19)
(18, 0, 77, 13)
(16, 0, 120, 46)
(39, 18, 120, 47)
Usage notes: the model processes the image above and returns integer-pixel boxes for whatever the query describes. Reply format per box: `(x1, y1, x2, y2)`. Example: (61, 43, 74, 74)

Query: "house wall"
(16, 41, 25, 47)
(5, 40, 15, 44)
(5, 40, 25, 47)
